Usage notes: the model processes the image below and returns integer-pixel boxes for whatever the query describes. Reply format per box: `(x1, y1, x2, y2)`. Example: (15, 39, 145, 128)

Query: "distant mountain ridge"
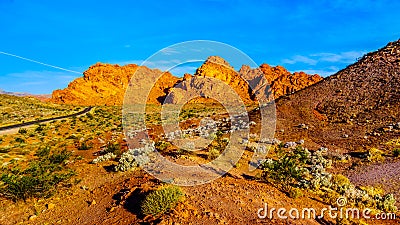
(0, 89, 51, 101)
(50, 57, 322, 106)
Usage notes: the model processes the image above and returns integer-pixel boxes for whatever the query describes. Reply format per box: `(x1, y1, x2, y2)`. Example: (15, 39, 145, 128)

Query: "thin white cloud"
(282, 55, 318, 65)
(6, 70, 79, 80)
(310, 51, 366, 63)
(160, 47, 181, 55)
(282, 51, 366, 66)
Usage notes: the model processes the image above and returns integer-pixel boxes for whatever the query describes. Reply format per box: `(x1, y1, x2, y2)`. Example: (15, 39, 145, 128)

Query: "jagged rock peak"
(204, 56, 234, 69)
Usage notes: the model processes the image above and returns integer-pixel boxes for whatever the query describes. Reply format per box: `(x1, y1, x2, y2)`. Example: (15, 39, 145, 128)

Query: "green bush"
(288, 187, 303, 199)
(0, 149, 74, 201)
(35, 146, 51, 158)
(208, 147, 220, 160)
(376, 194, 397, 212)
(104, 143, 121, 156)
(18, 128, 27, 134)
(48, 149, 71, 164)
(86, 113, 94, 120)
(140, 186, 184, 216)
(14, 137, 25, 143)
(206, 130, 227, 160)
(0, 147, 10, 153)
(260, 146, 308, 192)
(155, 140, 171, 151)
(331, 174, 351, 195)
(35, 125, 45, 133)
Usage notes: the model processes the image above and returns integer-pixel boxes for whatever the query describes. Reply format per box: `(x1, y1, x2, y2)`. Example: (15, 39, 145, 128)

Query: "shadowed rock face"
(50, 57, 322, 106)
(239, 64, 323, 102)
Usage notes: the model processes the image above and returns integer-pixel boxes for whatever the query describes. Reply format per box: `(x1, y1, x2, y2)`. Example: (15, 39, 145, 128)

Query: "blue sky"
(1, 0, 400, 94)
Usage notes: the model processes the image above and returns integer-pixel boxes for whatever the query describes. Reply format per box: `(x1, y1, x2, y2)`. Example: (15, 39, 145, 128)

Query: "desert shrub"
(77, 141, 92, 150)
(104, 143, 121, 155)
(376, 194, 397, 212)
(260, 146, 308, 192)
(323, 190, 341, 206)
(0, 149, 74, 201)
(331, 174, 351, 195)
(48, 149, 71, 164)
(18, 128, 27, 134)
(66, 134, 78, 140)
(155, 140, 171, 151)
(213, 130, 225, 150)
(0, 147, 10, 153)
(288, 187, 303, 199)
(86, 113, 94, 120)
(14, 137, 25, 143)
(360, 186, 385, 197)
(206, 130, 227, 160)
(115, 144, 153, 172)
(91, 152, 116, 164)
(35, 146, 51, 158)
(208, 147, 220, 160)
(246, 142, 258, 152)
(335, 217, 358, 225)
(393, 148, 400, 157)
(367, 148, 384, 162)
(35, 124, 45, 133)
(140, 186, 184, 216)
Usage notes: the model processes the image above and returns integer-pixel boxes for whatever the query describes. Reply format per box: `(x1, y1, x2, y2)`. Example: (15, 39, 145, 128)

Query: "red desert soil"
(1, 154, 398, 225)
(0, 154, 336, 225)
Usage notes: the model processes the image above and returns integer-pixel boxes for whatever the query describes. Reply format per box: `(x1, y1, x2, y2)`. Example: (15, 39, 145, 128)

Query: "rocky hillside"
(269, 39, 400, 152)
(51, 63, 180, 106)
(51, 58, 322, 106)
(166, 56, 322, 104)
(240, 63, 322, 102)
